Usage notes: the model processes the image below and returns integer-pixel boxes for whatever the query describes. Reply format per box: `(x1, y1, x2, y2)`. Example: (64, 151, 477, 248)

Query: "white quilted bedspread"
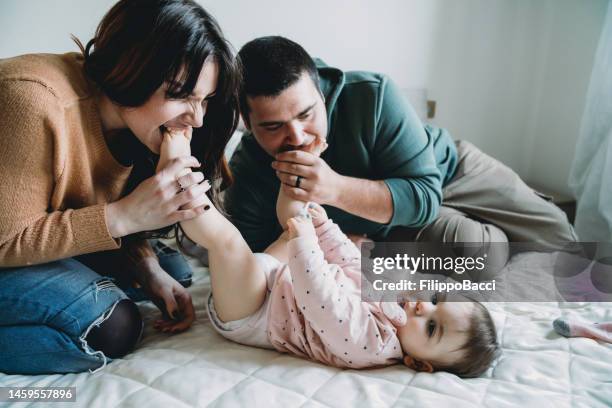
(1, 249, 611, 408)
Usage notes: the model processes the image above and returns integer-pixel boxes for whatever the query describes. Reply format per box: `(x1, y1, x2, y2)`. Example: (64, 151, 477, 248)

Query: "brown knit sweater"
(0, 52, 134, 267)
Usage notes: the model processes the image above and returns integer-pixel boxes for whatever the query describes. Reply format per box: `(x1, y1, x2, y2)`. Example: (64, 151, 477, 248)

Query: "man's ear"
(403, 355, 433, 373)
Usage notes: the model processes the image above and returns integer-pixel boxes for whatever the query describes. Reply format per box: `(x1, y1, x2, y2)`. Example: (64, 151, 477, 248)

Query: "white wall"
(424, 0, 608, 195)
(0, 0, 116, 57)
(1, 0, 607, 196)
(523, 1, 608, 195)
(200, 0, 439, 89)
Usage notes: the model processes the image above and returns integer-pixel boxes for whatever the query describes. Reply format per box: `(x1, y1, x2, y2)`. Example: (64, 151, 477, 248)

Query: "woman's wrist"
(132, 256, 165, 284)
(105, 201, 133, 238)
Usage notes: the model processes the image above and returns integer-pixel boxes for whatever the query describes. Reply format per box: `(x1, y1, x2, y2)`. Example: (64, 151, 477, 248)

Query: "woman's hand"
(156, 127, 209, 210)
(137, 258, 196, 333)
(157, 127, 193, 173)
(105, 156, 211, 237)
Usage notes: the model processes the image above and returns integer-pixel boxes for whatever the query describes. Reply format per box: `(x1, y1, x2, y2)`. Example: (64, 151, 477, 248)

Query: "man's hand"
(136, 258, 196, 333)
(272, 149, 343, 206)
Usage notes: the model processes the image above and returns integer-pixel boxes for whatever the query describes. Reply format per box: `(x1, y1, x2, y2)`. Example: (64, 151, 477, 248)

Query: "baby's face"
(396, 294, 473, 366)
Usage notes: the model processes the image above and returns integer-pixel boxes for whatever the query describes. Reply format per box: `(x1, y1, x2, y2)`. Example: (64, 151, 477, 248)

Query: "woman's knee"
(84, 299, 143, 359)
(0, 325, 107, 375)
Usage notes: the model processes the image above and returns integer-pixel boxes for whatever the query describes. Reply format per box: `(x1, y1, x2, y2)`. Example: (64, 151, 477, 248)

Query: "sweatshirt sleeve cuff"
(383, 177, 441, 228)
(71, 204, 121, 253)
(383, 178, 419, 227)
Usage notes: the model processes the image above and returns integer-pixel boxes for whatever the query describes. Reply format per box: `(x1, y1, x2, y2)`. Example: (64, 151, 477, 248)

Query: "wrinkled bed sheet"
(1, 248, 611, 408)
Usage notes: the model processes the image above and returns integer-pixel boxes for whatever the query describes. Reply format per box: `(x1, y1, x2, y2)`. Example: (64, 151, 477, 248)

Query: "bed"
(1, 243, 611, 408)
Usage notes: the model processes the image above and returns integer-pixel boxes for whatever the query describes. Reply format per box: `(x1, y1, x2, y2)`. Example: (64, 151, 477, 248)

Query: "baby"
(155, 129, 499, 377)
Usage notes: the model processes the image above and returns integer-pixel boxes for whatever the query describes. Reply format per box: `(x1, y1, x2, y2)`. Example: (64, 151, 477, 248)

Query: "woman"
(0, 0, 240, 374)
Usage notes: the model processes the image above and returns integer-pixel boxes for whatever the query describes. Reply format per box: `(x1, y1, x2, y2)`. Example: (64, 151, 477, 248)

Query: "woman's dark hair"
(73, 0, 240, 245)
(237, 36, 320, 126)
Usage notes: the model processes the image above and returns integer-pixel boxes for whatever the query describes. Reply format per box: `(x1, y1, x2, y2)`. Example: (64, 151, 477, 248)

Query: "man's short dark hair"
(237, 36, 321, 125)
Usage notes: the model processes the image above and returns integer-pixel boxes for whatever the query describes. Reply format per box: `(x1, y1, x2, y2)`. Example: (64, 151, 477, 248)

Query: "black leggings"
(85, 299, 143, 359)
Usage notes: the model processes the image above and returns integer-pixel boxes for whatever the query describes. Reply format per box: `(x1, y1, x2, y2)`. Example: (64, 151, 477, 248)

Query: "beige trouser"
(385, 141, 578, 268)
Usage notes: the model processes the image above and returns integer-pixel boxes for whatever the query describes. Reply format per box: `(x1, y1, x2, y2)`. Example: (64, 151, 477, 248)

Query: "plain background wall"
(0, 0, 607, 196)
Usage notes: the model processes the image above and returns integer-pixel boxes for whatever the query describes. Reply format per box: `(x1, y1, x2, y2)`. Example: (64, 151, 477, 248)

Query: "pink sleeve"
(288, 236, 398, 363)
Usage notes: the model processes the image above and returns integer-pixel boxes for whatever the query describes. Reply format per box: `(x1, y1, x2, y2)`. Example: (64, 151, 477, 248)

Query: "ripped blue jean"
(0, 240, 192, 375)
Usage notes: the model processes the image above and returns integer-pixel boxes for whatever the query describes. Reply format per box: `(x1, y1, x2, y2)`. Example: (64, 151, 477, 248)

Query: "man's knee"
(84, 299, 143, 359)
(419, 213, 510, 272)
(543, 202, 578, 243)
(418, 212, 508, 243)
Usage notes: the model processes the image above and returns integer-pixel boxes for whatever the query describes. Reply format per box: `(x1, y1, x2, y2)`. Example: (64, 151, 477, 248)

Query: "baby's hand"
(287, 214, 317, 241)
(306, 202, 328, 227)
(381, 302, 408, 327)
(157, 127, 193, 173)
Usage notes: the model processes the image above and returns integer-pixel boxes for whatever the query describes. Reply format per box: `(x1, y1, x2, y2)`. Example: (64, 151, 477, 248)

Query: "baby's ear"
(403, 355, 433, 373)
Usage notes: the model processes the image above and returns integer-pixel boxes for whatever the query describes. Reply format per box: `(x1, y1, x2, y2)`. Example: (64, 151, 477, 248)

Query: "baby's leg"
(159, 129, 267, 322)
(275, 138, 328, 229)
(276, 189, 307, 230)
(206, 226, 268, 322)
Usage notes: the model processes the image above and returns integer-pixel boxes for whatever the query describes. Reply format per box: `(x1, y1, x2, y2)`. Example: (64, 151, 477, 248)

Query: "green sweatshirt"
(225, 62, 458, 252)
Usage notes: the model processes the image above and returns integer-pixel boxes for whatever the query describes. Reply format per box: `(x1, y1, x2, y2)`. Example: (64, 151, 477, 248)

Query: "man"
(225, 36, 576, 255)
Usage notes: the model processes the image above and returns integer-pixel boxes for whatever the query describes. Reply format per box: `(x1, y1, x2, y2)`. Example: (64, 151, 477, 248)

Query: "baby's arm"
(276, 138, 327, 229)
(306, 203, 362, 275)
(158, 129, 266, 322)
(286, 216, 393, 366)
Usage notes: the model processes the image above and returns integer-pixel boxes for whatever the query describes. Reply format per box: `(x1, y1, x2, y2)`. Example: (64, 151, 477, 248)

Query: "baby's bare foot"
(157, 127, 193, 173)
(302, 137, 328, 157)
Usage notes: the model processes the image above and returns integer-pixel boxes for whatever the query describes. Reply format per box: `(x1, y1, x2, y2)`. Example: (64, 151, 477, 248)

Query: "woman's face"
(120, 60, 219, 154)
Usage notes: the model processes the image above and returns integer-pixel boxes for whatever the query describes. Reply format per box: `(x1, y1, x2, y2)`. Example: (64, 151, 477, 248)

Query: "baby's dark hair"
(433, 301, 499, 378)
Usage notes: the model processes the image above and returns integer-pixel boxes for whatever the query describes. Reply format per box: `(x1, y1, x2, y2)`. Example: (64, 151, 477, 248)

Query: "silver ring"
(295, 175, 302, 188)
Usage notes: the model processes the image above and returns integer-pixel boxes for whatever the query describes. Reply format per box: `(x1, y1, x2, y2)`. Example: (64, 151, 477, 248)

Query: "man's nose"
(285, 121, 305, 146)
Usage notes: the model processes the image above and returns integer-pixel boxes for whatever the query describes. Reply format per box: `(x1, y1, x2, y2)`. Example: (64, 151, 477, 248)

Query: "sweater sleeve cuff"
(71, 204, 121, 253)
